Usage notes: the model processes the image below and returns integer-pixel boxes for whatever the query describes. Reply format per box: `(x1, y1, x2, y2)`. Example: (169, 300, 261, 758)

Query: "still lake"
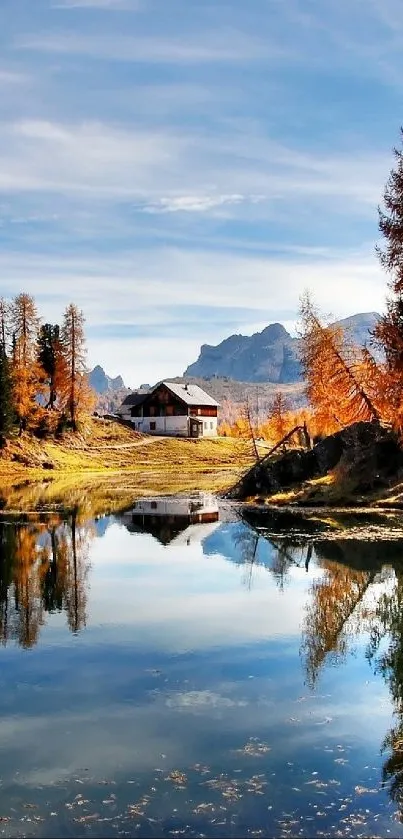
(1, 492, 403, 837)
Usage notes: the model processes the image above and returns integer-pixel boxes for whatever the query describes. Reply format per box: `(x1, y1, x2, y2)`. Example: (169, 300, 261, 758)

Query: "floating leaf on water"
(237, 738, 271, 757)
(166, 770, 187, 786)
(192, 764, 210, 775)
(193, 802, 215, 814)
(73, 813, 100, 823)
(354, 785, 378, 795)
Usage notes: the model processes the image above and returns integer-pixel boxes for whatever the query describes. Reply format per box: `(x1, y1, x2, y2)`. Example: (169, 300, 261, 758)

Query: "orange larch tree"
(298, 291, 379, 435)
(60, 303, 95, 429)
(10, 293, 44, 434)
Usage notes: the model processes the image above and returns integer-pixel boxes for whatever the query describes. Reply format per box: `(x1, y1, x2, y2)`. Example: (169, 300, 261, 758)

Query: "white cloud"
(0, 119, 182, 197)
(0, 117, 389, 214)
(142, 194, 265, 214)
(0, 244, 386, 384)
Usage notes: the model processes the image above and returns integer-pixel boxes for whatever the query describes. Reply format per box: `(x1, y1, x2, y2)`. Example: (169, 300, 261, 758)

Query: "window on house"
(151, 500, 157, 509)
(150, 421, 156, 431)
(204, 421, 208, 430)
(210, 422, 214, 429)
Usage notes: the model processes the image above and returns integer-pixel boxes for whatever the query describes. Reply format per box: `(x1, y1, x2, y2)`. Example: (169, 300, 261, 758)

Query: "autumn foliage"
(0, 293, 95, 445)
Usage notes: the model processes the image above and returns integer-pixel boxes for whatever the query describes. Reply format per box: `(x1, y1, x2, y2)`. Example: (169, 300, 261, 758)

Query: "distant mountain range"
(89, 311, 380, 413)
(183, 312, 380, 383)
(89, 365, 125, 394)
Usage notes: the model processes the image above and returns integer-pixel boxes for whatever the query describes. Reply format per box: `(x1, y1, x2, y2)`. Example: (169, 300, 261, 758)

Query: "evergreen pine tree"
(373, 128, 403, 371)
(0, 351, 14, 447)
(37, 323, 61, 408)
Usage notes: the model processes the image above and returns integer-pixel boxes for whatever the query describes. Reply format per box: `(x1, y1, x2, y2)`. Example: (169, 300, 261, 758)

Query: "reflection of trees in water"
(234, 519, 312, 591)
(0, 510, 92, 648)
(298, 534, 403, 820)
(301, 557, 374, 689)
(366, 568, 403, 819)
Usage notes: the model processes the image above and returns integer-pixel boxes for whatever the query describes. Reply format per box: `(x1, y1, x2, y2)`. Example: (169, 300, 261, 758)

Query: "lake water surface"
(1, 492, 403, 837)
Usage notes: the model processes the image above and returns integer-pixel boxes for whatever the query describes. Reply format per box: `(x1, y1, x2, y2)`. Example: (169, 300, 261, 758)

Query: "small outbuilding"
(118, 381, 219, 437)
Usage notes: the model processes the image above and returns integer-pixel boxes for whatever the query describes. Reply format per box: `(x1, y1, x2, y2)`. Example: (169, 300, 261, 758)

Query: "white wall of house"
(125, 494, 219, 518)
(132, 414, 218, 437)
(195, 416, 218, 437)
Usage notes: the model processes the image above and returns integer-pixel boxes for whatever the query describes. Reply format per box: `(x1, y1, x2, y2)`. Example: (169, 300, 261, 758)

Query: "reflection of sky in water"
(0, 511, 401, 837)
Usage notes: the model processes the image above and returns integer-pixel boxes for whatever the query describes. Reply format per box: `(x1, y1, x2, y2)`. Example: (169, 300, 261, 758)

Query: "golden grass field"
(0, 417, 258, 515)
(3, 417, 402, 515)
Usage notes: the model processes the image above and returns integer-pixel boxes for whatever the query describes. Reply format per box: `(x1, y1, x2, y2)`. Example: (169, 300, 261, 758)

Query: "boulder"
(226, 421, 403, 501)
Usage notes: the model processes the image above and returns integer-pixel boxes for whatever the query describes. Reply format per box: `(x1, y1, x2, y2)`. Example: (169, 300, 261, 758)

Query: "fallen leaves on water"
(192, 763, 210, 775)
(127, 795, 151, 817)
(165, 770, 187, 787)
(73, 813, 100, 823)
(203, 775, 242, 801)
(245, 774, 267, 794)
(354, 785, 379, 795)
(237, 738, 271, 757)
(193, 802, 215, 814)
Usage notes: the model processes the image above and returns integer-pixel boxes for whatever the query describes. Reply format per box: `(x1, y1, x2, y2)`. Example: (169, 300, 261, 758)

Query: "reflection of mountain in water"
(93, 516, 111, 539)
(118, 494, 220, 546)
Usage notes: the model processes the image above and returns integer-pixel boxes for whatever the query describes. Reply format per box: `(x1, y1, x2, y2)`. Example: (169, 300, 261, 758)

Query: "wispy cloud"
(0, 0, 400, 380)
(0, 117, 389, 213)
(0, 70, 29, 85)
(142, 194, 265, 214)
(17, 30, 267, 64)
(53, 0, 138, 7)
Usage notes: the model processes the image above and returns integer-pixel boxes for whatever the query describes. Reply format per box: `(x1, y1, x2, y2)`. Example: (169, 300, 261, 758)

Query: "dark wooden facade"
(131, 383, 218, 419)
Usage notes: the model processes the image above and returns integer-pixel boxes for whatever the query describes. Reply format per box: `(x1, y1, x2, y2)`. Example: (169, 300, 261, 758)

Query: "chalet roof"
(162, 381, 219, 407)
(121, 391, 149, 407)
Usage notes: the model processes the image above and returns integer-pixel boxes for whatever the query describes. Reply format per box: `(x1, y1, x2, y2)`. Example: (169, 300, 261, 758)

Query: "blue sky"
(0, 0, 401, 386)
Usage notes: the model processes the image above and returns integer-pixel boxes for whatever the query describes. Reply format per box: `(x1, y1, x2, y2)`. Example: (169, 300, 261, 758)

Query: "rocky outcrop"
(89, 365, 125, 395)
(226, 421, 403, 501)
(184, 323, 301, 383)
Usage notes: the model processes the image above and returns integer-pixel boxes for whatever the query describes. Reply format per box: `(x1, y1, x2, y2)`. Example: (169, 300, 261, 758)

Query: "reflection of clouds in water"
(87, 522, 311, 652)
(0, 514, 397, 812)
(165, 690, 248, 711)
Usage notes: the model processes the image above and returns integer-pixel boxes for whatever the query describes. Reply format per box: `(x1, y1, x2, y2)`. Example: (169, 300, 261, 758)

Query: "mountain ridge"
(89, 311, 381, 413)
(183, 311, 380, 383)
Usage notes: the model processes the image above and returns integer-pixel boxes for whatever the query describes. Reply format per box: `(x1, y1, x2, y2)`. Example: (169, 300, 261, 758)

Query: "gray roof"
(162, 381, 219, 407)
(121, 391, 149, 406)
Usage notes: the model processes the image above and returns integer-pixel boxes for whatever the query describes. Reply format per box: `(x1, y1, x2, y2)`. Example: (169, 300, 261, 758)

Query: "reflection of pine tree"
(301, 558, 374, 688)
(13, 526, 45, 649)
(41, 526, 68, 612)
(64, 509, 90, 634)
(0, 522, 16, 644)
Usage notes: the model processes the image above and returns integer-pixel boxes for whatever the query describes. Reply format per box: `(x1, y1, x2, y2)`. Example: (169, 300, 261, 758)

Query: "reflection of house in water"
(119, 493, 220, 546)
